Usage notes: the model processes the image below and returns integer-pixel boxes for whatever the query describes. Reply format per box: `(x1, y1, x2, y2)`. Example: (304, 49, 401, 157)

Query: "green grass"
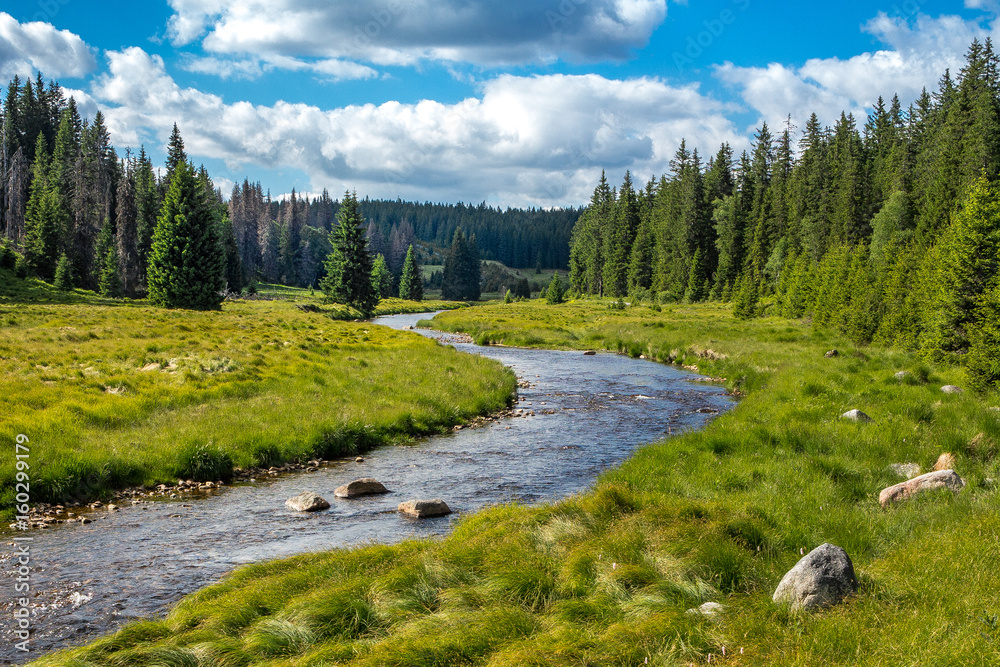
(28, 297, 1000, 666)
(0, 272, 514, 518)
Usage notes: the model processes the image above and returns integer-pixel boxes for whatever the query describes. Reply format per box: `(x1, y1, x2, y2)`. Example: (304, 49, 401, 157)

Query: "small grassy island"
(27, 297, 1000, 666)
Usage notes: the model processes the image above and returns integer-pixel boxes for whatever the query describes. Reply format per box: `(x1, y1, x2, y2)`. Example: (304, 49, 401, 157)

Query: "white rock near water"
(398, 499, 452, 518)
(772, 543, 859, 612)
(285, 492, 330, 512)
(335, 478, 389, 498)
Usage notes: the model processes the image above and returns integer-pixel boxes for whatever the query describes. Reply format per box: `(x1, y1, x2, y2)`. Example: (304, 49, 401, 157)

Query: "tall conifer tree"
(147, 160, 224, 309)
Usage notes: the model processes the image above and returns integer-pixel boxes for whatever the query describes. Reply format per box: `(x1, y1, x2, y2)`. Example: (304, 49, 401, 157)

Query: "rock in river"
(285, 492, 330, 512)
(878, 470, 965, 508)
(335, 478, 389, 498)
(772, 543, 859, 612)
(398, 499, 452, 518)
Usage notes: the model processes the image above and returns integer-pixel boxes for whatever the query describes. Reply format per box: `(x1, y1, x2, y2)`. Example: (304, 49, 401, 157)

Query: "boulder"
(941, 385, 963, 394)
(398, 499, 452, 518)
(825, 350, 839, 358)
(685, 601, 725, 620)
(583, 350, 597, 356)
(285, 492, 330, 512)
(878, 470, 965, 508)
(888, 463, 921, 479)
(841, 409, 872, 423)
(335, 478, 389, 498)
(772, 543, 859, 612)
(932, 452, 956, 472)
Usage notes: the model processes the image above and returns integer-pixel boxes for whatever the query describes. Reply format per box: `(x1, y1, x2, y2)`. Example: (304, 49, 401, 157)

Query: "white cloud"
(166, 0, 667, 69)
(715, 13, 996, 132)
(181, 54, 378, 82)
(92, 47, 740, 207)
(0, 12, 96, 80)
(181, 56, 267, 80)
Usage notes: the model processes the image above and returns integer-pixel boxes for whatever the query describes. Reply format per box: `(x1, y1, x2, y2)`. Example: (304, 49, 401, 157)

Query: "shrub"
(53, 253, 74, 291)
(176, 443, 234, 482)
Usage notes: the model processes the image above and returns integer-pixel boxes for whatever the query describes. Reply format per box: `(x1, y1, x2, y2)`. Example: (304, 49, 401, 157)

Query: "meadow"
(0, 272, 515, 518)
(26, 296, 1000, 666)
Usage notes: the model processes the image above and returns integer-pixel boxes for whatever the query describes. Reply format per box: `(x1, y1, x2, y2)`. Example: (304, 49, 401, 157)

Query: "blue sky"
(1, 1, 998, 206)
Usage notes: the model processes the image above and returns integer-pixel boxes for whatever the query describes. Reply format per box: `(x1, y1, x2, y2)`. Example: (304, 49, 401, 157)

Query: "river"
(1, 312, 733, 664)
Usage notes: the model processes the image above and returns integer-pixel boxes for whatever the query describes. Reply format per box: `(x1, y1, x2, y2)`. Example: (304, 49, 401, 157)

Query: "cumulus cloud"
(166, 0, 667, 68)
(0, 12, 96, 80)
(181, 54, 378, 81)
(716, 12, 996, 131)
(92, 47, 740, 207)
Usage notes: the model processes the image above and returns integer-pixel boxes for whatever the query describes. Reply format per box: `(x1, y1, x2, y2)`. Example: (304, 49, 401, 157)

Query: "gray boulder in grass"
(773, 543, 859, 612)
(285, 492, 330, 512)
(878, 470, 965, 508)
(841, 409, 872, 423)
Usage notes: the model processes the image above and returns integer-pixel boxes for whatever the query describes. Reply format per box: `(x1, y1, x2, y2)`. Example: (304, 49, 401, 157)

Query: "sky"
(1, 0, 999, 207)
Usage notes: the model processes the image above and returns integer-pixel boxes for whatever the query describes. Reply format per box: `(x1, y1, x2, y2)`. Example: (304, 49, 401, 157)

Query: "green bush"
(176, 443, 234, 482)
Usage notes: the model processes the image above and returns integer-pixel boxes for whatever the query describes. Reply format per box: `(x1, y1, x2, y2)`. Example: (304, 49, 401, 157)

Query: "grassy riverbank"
(0, 272, 513, 520)
(30, 298, 1000, 666)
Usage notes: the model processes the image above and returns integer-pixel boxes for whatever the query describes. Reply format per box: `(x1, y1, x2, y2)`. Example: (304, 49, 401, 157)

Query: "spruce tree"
(441, 229, 481, 300)
(546, 273, 565, 304)
(93, 217, 121, 296)
(922, 176, 1000, 355)
(321, 190, 377, 314)
(165, 123, 186, 181)
(135, 146, 160, 286)
(98, 243, 122, 298)
(219, 214, 244, 293)
(967, 283, 1000, 392)
(732, 269, 759, 319)
(146, 161, 225, 309)
(53, 252, 73, 291)
(399, 244, 423, 301)
(371, 253, 393, 299)
(602, 171, 640, 297)
(22, 134, 65, 280)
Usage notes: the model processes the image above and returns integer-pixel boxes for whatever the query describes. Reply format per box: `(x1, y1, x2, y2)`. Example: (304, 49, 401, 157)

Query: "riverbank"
(28, 299, 1000, 666)
(0, 273, 515, 523)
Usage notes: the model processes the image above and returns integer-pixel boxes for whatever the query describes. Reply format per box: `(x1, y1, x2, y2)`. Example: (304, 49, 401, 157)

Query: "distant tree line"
(1, 73, 577, 304)
(569, 39, 1000, 390)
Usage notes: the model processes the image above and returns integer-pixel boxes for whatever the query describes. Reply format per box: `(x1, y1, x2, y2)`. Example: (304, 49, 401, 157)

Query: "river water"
(1, 313, 732, 663)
